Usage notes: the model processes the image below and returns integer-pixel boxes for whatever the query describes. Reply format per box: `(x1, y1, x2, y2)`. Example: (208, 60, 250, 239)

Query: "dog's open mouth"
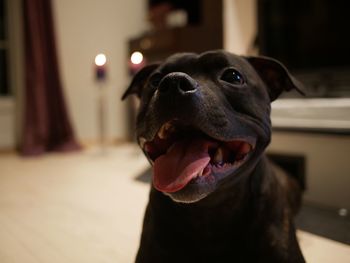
(139, 120, 256, 193)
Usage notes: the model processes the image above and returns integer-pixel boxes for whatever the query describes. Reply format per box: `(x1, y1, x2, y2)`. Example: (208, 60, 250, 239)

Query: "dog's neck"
(144, 157, 274, 254)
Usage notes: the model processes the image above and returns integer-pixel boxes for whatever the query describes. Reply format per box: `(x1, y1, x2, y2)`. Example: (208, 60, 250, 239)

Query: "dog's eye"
(149, 73, 163, 87)
(220, 69, 244, 85)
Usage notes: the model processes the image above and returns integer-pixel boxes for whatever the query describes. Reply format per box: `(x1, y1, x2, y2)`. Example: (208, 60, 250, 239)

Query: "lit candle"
(129, 51, 146, 75)
(95, 53, 107, 81)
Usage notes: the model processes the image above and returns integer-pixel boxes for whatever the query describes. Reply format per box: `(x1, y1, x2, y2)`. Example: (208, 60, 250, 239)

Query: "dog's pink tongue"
(153, 139, 212, 193)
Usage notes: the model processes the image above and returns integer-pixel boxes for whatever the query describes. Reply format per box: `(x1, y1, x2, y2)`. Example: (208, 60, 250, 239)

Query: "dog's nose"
(158, 72, 197, 95)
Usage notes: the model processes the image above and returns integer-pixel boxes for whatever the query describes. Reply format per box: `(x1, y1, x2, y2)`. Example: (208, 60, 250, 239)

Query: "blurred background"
(0, 0, 349, 262)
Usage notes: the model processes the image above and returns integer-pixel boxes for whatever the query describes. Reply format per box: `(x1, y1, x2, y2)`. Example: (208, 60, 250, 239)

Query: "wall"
(53, 0, 148, 142)
(0, 98, 15, 149)
(0, 0, 24, 150)
(268, 132, 350, 210)
(223, 0, 257, 55)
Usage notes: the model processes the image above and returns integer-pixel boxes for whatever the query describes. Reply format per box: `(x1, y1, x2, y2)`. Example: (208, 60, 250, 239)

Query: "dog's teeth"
(235, 154, 245, 161)
(139, 137, 147, 148)
(158, 125, 167, 139)
(213, 147, 224, 164)
(198, 168, 204, 176)
(240, 143, 252, 154)
(158, 122, 174, 139)
(164, 122, 172, 131)
(166, 143, 176, 154)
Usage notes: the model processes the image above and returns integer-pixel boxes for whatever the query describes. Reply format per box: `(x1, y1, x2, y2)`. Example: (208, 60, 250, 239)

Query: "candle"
(129, 51, 146, 75)
(95, 53, 107, 81)
(131, 51, 143, 65)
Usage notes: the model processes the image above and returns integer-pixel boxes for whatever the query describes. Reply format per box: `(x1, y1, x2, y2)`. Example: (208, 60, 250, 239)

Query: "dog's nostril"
(178, 78, 197, 93)
(158, 79, 174, 93)
(158, 74, 197, 94)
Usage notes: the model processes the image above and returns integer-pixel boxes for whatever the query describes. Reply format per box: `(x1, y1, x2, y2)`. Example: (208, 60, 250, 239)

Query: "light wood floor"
(0, 144, 349, 263)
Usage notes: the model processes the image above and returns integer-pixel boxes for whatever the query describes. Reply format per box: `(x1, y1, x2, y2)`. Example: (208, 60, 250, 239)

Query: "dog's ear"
(245, 56, 305, 101)
(121, 64, 160, 100)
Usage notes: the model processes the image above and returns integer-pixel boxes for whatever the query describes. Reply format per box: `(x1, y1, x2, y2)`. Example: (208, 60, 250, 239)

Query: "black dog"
(122, 50, 305, 263)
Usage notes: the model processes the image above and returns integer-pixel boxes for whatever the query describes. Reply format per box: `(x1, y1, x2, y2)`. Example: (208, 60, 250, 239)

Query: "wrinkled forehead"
(157, 51, 250, 75)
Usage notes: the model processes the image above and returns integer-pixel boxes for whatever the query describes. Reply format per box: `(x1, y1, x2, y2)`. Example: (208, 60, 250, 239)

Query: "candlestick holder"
(94, 53, 107, 153)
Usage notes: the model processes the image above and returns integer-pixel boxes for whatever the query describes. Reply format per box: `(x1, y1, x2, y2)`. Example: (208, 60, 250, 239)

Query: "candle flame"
(95, 54, 107, 66)
(131, 51, 143, 65)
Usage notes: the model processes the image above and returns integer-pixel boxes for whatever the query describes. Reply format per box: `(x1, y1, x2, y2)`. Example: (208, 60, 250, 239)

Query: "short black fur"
(122, 50, 305, 263)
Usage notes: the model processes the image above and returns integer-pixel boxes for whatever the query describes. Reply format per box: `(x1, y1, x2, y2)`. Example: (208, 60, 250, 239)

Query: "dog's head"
(122, 50, 303, 203)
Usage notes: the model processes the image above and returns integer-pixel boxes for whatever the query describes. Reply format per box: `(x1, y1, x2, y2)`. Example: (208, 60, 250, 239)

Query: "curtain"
(20, 0, 80, 155)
